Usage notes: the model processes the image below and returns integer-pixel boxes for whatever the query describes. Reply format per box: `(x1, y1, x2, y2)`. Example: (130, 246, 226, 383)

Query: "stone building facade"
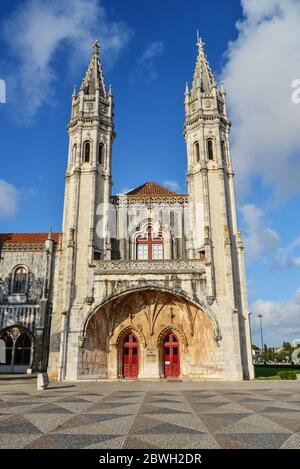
(0, 232, 59, 373)
(0, 38, 254, 381)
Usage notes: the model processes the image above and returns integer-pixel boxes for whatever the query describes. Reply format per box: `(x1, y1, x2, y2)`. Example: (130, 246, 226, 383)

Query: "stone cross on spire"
(93, 40, 100, 55)
(196, 31, 205, 51)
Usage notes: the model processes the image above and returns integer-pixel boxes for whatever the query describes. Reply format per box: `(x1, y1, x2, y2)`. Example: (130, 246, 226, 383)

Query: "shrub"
(278, 370, 297, 380)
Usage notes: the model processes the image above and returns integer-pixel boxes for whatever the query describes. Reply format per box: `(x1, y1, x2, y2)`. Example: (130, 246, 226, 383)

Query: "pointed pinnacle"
(185, 81, 190, 96)
(196, 34, 205, 52)
(93, 40, 100, 54)
(220, 82, 226, 94)
(48, 225, 52, 240)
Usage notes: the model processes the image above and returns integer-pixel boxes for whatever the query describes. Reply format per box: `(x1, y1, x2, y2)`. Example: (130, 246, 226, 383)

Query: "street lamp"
(257, 313, 264, 352)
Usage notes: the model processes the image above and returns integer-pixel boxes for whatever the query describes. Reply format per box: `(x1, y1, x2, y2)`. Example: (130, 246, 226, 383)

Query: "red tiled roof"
(126, 181, 178, 196)
(0, 233, 61, 244)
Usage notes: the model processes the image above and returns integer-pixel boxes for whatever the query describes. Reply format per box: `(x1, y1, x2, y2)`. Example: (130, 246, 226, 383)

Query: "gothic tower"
(184, 37, 254, 379)
(48, 42, 114, 380)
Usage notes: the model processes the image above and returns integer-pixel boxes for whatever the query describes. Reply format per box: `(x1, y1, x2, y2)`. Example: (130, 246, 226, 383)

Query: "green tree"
(283, 342, 293, 352)
(262, 344, 269, 362)
(276, 350, 289, 362)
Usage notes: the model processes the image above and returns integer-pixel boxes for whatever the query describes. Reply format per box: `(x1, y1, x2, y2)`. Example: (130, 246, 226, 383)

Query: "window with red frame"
(136, 225, 163, 260)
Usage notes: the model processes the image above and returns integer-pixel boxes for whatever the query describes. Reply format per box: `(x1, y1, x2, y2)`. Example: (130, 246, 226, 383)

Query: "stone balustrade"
(93, 259, 205, 275)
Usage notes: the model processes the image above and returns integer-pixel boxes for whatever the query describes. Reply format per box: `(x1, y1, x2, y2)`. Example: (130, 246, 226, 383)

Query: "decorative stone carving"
(206, 296, 215, 306)
(111, 195, 190, 206)
(78, 335, 87, 348)
(94, 260, 205, 275)
(85, 296, 94, 305)
(11, 327, 20, 339)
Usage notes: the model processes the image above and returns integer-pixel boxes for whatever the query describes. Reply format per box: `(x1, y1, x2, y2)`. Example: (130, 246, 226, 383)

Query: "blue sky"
(0, 0, 300, 347)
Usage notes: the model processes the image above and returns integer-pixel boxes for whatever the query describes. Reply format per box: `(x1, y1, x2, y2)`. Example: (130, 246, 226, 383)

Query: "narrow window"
(98, 143, 104, 165)
(199, 249, 205, 261)
(207, 139, 214, 160)
(170, 211, 174, 228)
(83, 141, 90, 163)
(0, 338, 6, 364)
(221, 141, 226, 164)
(0, 334, 13, 365)
(14, 334, 31, 365)
(94, 250, 101, 260)
(194, 142, 200, 163)
(13, 267, 27, 294)
(72, 144, 77, 165)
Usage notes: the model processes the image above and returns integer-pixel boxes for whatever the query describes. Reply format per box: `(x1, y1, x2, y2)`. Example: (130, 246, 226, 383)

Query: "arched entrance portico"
(78, 288, 222, 380)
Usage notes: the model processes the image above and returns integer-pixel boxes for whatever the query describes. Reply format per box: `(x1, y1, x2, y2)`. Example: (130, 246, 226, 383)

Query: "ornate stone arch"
(82, 285, 222, 344)
(129, 220, 171, 260)
(112, 325, 147, 349)
(112, 326, 145, 380)
(157, 324, 188, 349)
(0, 325, 34, 369)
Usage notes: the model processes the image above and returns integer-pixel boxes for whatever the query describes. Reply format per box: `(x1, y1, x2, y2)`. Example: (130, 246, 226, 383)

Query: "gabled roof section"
(125, 181, 178, 197)
(191, 36, 216, 96)
(80, 40, 106, 97)
(0, 233, 61, 244)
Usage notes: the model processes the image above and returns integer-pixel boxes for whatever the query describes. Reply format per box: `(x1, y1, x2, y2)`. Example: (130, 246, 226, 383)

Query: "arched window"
(83, 141, 90, 163)
(98, 143, 104, 165)
(0, 333, 13, 365)
(136, 226, 163, 260)
(221, 141, 227, 164)
(72, 144, 77, 165)
(194, 142, 200, 163)
(207, 139, 214, 160)
(14, 334, 31, 365)
(13, 267, 27, 294)
(0, 327, 33, 371)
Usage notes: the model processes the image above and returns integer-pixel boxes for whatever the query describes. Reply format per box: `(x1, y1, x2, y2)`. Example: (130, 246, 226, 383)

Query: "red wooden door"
(163, 332, 180, 378)
(123, 333, 138, 379)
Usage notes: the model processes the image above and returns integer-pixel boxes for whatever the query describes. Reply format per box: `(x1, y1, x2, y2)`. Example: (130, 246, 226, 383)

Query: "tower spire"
(80, 40, 106, 96)
(192, 34, 216, 96)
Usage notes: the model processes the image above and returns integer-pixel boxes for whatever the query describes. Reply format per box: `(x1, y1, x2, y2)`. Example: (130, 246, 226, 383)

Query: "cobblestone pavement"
(0, 378, 300, 449)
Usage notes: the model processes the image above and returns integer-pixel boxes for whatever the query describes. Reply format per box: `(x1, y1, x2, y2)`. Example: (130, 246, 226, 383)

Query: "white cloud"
(221, 0, 300, 199)
(0, 179, 19, 218)
(163, 180, 181, 193)
(252, 286, 300, 338)
(140, 41, 165, 61)
(2, 0, 132, 122)
(239, 203, 279, 260)
(134, 41, 165, 82)
(240, 203, 300, 268)
(273, 243, 300, 269)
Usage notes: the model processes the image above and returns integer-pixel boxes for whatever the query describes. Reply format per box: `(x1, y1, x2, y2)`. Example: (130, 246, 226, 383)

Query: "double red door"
(163, 332, 180, 378)
(123, 333, 138, 379)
